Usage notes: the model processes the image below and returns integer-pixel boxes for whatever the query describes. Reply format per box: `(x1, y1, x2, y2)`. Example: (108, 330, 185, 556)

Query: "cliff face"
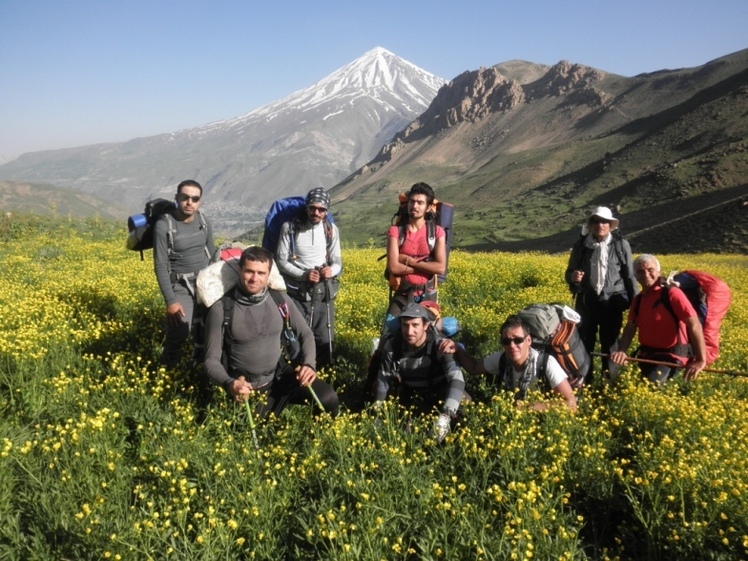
(371, 61, 609, 165)
(331, 49, 748, 253)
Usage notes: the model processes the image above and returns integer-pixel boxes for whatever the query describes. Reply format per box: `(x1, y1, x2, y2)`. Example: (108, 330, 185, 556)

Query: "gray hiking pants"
(160, 279, 206, 368)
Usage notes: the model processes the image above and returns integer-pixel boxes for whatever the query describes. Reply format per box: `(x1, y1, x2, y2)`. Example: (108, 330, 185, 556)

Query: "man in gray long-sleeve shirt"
(204, 246, 339, 418)
(153, 179, 215, 368)
(375, 302, 467, 442)
(276, 188, 342, 369)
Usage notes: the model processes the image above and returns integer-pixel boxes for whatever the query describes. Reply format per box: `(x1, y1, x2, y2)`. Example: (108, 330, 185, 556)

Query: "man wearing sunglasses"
(153, 179, 215, 368)
(276, 188, 342, 369)
(565, 206, 636, 383)
(441, 316, 576, 411)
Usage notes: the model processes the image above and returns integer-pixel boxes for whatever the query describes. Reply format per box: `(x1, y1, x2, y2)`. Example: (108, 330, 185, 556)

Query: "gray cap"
(399, 302, 431, 321)
(306, 187, 330, 209)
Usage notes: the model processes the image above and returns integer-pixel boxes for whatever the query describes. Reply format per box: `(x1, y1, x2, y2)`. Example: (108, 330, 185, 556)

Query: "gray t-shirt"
(153, 212, 215, 305)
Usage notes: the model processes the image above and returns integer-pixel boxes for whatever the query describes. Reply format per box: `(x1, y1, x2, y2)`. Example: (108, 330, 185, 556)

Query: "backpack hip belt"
(171, 270, 201, 297)
(171, 270, 199, 283)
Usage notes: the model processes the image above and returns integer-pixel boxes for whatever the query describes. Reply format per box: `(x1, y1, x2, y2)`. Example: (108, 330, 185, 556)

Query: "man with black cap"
(276, 188, 343, 368)
(373, 302, 467, 442)
(565, 206, 636, 382)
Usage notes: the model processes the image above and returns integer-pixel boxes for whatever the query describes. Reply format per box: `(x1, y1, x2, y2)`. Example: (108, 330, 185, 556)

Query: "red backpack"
(664, 270, 731, 365)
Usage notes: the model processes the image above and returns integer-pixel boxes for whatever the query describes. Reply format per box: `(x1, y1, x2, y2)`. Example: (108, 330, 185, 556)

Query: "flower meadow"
(1, 215, 748, 560)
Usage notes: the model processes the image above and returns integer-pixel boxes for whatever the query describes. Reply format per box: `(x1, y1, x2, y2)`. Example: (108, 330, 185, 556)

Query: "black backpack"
(126, 198, 177, 260)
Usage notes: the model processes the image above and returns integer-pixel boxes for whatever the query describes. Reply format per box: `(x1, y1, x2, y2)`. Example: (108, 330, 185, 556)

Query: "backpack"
(261, 196, 335, 261)
(516, 303, 589, 388)
(364, 326, 441, 399)
(126, 198, 177, 259)
(126, 199, 210, 265)
(653, 270, 731, 365)
(196, 242, 287, 308)
(381, 192, 455, 289)
(221, 289, 302, 373)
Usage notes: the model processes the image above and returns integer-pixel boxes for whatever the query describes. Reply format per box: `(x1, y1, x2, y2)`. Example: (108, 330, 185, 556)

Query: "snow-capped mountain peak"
(211, 47, 445, 129)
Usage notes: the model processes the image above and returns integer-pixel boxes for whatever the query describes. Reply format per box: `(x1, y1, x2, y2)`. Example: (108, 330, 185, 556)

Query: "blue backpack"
(262, 196, 335, 260)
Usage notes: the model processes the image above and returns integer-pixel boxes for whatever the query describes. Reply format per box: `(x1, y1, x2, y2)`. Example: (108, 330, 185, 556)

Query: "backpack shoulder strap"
(611, 231, 628, 272)
(536, 351, 551, 392)
(221, 294, 235, 369)
(426, 219, 436, 253)
(397, 223, 407, 247)
(632, 292, 643, 320)
(165, 213, 175, 256)
(268, 289, 291, 324)
(658, 285, 679, 326)
(324, 218, 334, 263)
(288, 219, 299, 262)
(198, 211, 211, 260)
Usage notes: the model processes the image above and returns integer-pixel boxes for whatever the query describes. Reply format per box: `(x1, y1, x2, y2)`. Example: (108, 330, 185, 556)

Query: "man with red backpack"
(610, 254, 707, 384)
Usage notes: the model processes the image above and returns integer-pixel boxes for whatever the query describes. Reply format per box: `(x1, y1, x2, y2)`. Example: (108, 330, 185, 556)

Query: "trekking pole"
(592, 353, 748, 378)
(243, 398, 260, 450)
(308, 274, 316, 329)
(571, 282, 582, 308)
(325, 279, 333, 362)
(307, 383, 327, 413)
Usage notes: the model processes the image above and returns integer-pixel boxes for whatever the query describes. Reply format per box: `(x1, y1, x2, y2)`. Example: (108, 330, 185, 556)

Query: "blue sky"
(1, 0, 746, 160)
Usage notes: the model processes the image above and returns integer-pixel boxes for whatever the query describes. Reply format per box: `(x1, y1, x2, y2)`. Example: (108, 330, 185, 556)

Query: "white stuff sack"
(197, 258, 287, 308)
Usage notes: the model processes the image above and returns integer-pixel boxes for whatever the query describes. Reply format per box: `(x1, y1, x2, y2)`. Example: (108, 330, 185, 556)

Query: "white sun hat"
(587, 206, 619, 230)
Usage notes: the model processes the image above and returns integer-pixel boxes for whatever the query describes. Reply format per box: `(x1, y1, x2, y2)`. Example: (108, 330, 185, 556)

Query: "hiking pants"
(290, 297, 335, 369)
(161, 279, 206, 368)
(254, 369, 339, 419)
(575, 291, 628, 382)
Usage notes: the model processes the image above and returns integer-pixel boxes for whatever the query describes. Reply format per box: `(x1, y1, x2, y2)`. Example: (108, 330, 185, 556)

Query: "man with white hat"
(565, 206, 637, 382)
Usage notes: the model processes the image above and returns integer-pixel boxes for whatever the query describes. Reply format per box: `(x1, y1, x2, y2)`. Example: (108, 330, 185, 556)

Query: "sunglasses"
(177, 193, 201, 203)
(501, 336, 527, 346)
(308, 206, 327, 214)
(589, 218, 609, 225)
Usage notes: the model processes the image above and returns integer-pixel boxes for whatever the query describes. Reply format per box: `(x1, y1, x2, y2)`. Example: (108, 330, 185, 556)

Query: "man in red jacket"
(610, 254, 706, 384)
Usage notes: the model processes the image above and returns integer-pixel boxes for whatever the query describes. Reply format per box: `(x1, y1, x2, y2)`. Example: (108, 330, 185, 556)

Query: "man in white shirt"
(442, 315, 577, 411)
(276, 188, 343, 368)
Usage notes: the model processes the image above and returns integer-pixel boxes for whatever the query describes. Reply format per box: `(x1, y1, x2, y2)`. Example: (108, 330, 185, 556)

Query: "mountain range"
(1, 46, 747, 253)
(0, 47, 444, 235)
(331, 49, 748, 254)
